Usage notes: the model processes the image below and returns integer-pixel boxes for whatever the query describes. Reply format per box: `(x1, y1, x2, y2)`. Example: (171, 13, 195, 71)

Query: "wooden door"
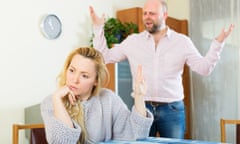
(105, 64, 115, 91)
(117, 7, 191, 139)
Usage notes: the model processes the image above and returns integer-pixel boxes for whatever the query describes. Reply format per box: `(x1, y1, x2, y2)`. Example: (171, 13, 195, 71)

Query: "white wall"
(167, 0, 189, 19)
(0, 0, 146, 143)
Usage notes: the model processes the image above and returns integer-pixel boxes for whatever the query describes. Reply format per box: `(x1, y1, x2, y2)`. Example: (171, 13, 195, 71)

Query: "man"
(89, 0, 234, 138)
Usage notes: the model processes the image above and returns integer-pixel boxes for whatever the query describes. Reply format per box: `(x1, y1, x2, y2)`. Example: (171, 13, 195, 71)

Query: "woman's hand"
(133, 65, 147, 117)
(53, 85, 76, 105)
(52, 86, 76, 128)
(89, 6, 105, 26)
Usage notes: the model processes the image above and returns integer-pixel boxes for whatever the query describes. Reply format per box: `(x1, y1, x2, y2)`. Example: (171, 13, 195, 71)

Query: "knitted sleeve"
(100, 89, 153, 141)
(40, 95, 81, 144)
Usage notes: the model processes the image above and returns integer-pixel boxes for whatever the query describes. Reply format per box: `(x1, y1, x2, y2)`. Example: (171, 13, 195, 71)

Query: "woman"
(41, 47, 153, 144)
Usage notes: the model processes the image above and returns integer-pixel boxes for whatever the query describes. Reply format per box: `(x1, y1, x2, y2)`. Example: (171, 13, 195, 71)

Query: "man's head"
(142, 0, 168, 33)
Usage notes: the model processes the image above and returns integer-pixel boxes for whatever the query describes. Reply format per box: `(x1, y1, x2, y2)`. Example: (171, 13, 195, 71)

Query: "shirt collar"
(143, 27, 173, 39)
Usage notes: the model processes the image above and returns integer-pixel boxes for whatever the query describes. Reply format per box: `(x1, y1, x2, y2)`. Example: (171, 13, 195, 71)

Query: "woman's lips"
(68, 85, 77, 91)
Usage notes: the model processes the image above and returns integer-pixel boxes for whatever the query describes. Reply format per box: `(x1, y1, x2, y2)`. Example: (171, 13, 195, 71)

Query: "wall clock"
(41, 14, 62, 39)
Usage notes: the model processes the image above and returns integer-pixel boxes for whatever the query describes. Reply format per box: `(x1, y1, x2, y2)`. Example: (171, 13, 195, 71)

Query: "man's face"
(142, 0, 166, 33)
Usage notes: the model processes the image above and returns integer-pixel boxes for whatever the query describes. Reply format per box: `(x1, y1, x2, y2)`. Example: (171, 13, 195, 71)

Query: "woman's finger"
(67, 88, 76, 105)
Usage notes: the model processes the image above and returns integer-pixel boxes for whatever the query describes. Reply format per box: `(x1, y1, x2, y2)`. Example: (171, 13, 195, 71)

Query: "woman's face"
(66, 54, 97, 100)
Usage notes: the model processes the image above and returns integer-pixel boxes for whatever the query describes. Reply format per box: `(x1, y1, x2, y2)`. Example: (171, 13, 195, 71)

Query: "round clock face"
(41, 14, 62, 39)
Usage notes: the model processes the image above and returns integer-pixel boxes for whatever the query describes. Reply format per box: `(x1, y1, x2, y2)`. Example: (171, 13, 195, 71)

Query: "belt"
(145, 101, 169, 107)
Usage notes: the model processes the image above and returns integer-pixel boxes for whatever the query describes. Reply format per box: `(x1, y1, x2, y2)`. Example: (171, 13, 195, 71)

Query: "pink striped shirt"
(93, 25, 224, 102)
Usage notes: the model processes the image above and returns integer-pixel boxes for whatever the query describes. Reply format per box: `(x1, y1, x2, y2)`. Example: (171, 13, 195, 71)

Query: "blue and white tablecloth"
(97, 137, 226, 144)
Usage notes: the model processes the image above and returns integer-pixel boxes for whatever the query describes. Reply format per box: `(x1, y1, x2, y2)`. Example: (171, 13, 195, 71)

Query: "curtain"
(190, 0, 240, 143)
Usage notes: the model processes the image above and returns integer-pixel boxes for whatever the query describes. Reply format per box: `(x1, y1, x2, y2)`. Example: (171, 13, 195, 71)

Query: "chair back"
(220, 118, 240, 143)
(30, 127, 47, 144)
(12, 123, 47, 144)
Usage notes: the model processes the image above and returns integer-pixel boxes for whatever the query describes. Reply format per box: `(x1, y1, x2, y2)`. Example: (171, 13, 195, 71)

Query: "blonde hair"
(57, 47, 109, 143)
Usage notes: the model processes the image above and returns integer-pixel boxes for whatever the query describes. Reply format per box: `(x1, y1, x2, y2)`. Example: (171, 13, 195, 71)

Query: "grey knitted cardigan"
(41, 88, 153, 144)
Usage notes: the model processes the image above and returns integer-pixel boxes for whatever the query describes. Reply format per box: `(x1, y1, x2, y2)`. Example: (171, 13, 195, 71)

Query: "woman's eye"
(69, 69, 74, 72)
(82, 74, 89, 79)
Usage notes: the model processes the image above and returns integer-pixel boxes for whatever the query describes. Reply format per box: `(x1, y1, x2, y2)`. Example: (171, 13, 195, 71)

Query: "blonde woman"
(41, 47, 153, 144)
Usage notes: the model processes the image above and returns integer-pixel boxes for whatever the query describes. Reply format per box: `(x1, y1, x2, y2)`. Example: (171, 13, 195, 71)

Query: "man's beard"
(145, 20, 166, 34)
(147, 24, 159, 33)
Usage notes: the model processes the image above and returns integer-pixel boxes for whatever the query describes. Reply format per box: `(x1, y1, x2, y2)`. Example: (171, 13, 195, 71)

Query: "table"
(97, 137, 227, 144)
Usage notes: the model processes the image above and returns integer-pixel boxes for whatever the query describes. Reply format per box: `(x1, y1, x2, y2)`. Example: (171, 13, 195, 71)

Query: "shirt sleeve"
(186, 38, 224, 76)
(40, 96, 81, 144)
(92, 25, 127, 64)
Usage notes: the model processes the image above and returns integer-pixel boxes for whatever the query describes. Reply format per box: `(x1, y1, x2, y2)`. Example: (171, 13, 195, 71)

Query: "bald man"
(90, 0, 234, 138)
